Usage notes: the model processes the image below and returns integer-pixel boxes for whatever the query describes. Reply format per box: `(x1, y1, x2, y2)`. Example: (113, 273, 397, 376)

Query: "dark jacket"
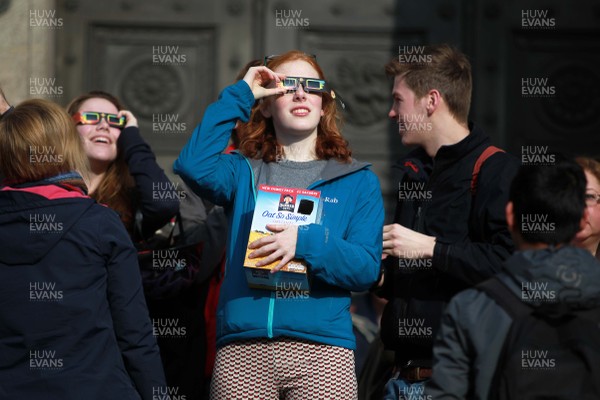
(118, 126, 180, 239)
(379, 125, 519, 365)
(0, 184, 165, 400)
(427, 246, 600, 399)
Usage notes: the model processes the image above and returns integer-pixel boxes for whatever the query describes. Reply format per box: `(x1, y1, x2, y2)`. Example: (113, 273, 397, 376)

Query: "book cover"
(244, 184, 321, 291)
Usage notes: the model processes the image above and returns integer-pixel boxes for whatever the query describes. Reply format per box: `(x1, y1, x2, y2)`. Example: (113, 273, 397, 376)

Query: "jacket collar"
(433, 122, 490, 167)
(246, 156, 370, 187)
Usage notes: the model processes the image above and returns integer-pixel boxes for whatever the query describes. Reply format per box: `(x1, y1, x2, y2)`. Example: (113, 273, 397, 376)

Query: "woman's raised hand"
(118, 110, 138, 128)
(242, 66, 287, 100)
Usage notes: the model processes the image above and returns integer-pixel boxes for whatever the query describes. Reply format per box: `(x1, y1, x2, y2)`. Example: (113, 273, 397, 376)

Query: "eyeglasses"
(278, 76, 345, 109)
(263, 54, 346, 109)
(72, 111, 125, 128)
(585, 191, 600, 206)
(263, 53, 317, 66)
(279, 77, 330, 94)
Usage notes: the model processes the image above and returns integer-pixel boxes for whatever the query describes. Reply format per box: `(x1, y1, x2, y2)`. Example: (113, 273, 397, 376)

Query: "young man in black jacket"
(377, 44, 519, 399)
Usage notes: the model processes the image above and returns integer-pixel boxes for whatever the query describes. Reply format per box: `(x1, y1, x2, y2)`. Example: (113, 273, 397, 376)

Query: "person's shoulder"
(483, 147, 519, 167)
(474, 145, 520, 187)
(83, 201, 125, 229)
(447, 285, 503, 322)
(349, 161, 381, 186)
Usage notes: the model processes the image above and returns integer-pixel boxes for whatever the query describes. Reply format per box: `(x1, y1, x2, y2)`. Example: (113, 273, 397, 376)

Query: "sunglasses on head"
(72, 111, 125, 128)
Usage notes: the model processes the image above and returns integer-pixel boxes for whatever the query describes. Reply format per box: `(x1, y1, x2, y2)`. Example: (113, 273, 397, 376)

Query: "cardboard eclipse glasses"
(278, 77, 331, 95)
(72, 111, 125, 128)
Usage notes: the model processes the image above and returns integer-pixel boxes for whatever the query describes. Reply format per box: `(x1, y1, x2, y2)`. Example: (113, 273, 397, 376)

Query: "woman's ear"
(259, 98, 272, 118)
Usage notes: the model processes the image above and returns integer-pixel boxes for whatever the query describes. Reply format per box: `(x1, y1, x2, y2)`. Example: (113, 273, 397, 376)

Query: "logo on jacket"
(323, 196, 339, 204)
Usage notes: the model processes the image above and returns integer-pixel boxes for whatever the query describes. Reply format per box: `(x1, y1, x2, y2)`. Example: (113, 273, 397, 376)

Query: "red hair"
(238, 51, 351, 163)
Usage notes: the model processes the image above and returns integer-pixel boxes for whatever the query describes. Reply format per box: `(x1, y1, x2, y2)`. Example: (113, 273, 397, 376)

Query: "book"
(244, 184, 322, 292)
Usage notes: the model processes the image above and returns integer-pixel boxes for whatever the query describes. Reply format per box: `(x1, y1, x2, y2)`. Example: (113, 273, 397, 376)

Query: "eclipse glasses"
(72, 112, 125, 128)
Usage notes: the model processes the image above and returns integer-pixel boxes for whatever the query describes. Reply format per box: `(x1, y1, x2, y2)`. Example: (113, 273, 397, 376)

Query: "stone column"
(0, 0, 58, 105)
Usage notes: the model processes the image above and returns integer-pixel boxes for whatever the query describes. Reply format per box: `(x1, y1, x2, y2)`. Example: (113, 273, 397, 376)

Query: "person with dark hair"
(175, 50, 383, 399)
(376, 43, 519, 398)
(0, 99, 165, 399)
(427, 158, 600, 399)
(574, 157, 600, 258)
(67, 91, 179, 239)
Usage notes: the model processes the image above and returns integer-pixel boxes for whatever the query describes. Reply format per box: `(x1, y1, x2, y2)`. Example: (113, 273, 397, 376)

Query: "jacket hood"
(248, 157, 370, 185)
(0, 186, 96, 265)
(503, 246, 600, 310)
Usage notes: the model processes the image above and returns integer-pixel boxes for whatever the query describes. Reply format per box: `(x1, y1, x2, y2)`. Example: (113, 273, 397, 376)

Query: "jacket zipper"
(243, 158, 276, 338)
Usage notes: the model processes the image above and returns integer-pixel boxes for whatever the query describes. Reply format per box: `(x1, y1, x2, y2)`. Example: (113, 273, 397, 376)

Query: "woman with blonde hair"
(175, 51, 383, 399)
(0, 99, 165, 399)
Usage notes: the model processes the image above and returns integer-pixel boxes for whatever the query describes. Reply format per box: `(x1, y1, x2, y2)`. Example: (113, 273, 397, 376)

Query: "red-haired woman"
(175, 51, 383, 399)
(67, 91, 179, 239)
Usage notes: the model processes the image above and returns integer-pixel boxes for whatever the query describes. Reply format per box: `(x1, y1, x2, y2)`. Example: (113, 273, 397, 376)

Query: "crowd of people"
(0, 44, 599, 400)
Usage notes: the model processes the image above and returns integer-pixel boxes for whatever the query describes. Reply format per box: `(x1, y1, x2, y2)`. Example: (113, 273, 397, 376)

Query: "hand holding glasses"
(265, 54, 345, 108)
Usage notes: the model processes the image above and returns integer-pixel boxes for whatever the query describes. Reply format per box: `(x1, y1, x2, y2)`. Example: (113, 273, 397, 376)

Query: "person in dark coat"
(376, 44, 519, 398)
(0, 99, 165, 400)
(426, 158, 600, 399)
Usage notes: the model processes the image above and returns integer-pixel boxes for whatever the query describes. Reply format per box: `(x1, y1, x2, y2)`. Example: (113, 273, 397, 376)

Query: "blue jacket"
(0, 184, 165, 400)
(174, 81, 384, 350)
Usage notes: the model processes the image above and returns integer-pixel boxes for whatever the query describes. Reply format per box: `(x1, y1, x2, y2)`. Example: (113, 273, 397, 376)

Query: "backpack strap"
(471, 145, 505, 195)
(480, 277, 600, 398)
(476, 277, 532, 320)
(477, 277, 533, 400)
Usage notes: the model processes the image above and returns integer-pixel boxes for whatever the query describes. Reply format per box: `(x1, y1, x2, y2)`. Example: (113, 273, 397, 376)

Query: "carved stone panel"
(86, 26, 215, 156)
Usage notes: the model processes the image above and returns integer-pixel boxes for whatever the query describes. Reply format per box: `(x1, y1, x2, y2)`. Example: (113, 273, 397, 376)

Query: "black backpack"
(477, 277, 600, 400)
